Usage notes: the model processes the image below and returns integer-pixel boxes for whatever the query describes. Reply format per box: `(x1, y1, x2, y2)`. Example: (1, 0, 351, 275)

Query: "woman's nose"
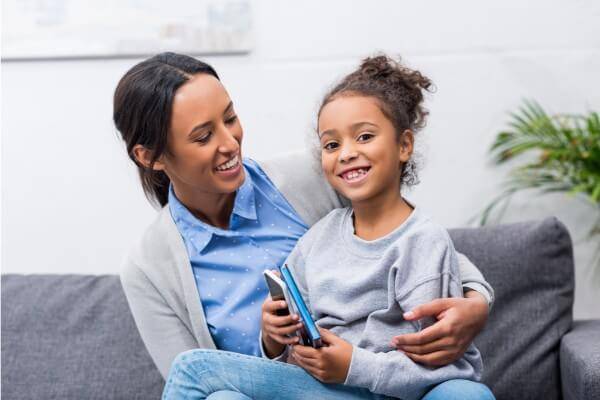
(217, 127, 240, 154)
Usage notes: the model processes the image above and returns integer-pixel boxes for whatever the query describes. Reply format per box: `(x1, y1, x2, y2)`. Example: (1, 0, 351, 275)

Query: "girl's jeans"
(162, 349, 495, 400)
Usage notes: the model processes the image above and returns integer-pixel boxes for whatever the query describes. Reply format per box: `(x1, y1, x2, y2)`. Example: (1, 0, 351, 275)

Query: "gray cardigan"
(120, 151, 494, 379)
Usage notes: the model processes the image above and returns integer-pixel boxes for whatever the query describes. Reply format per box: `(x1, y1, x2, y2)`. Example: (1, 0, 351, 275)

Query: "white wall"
(2, 0, 600, 318)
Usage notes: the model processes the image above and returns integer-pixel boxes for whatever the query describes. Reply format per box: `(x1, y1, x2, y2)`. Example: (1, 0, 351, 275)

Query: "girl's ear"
(398, 129, 414, 163)
(132, 144, 166, 171)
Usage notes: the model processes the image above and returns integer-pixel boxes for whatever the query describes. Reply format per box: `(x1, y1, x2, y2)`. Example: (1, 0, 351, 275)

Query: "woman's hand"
(261, 297, 303, 358)
(290, 328, 353, 384)
(391, 291, 489, 367)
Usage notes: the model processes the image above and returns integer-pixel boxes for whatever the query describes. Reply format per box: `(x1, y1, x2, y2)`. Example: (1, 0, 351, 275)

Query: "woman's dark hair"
(113, 52, 219, 207)
(318, 54, 433, 186)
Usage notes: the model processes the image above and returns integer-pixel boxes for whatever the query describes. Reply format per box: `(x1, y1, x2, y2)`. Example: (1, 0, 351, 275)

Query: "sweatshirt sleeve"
(344, 232, 483, 400)
(456, 252, 495, 308)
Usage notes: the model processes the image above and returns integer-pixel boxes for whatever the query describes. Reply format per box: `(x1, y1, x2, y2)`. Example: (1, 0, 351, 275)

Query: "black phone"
(263, 270, 291, 316)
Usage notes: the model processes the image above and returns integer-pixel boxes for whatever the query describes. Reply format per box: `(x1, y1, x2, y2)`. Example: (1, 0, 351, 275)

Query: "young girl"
(162, 55, 495, 400)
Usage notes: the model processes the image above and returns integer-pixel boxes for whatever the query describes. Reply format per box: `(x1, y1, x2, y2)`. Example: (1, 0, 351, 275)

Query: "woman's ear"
(132, 144, 166, 171)
(398, 129, 414, 162)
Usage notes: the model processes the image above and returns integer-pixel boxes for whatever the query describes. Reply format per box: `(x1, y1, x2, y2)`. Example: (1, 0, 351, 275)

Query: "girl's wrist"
(262, 332, 285, 358)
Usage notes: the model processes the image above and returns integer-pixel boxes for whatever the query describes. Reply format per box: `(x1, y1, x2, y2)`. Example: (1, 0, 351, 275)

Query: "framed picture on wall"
(2, 0, 252, 60)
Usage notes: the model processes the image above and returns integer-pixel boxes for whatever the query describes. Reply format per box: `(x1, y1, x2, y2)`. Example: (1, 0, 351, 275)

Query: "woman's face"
(318, 95, 412, 204)
(160, 73, 245, 196)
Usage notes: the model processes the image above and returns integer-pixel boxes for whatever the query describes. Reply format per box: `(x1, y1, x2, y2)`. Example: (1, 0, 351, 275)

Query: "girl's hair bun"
(321, 53, 434, 132)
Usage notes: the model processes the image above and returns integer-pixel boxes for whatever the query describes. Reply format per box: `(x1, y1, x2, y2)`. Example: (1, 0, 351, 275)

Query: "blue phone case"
(280, 264, 322, 348)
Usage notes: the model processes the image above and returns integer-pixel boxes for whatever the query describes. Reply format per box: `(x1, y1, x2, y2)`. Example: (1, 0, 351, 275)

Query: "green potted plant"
(480, 100, 600, 271)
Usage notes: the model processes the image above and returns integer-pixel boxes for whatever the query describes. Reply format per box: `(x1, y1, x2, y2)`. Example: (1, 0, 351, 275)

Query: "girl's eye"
(357, 132, 374, 142)
(195, 131, 212, 144)
(323, 142, 339, 151)
(225, 115, 238, 125)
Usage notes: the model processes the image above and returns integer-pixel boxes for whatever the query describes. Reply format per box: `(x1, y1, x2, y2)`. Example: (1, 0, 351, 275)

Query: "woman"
(113, 52, 494, 395)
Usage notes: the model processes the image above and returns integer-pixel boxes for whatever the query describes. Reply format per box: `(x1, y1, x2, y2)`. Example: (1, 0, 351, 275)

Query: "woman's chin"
(217, 168, 245, 193)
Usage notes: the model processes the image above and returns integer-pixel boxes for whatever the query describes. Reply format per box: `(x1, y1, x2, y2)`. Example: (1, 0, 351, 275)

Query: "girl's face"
(318, 95, 412, 203)
(157, 73, 245, 196)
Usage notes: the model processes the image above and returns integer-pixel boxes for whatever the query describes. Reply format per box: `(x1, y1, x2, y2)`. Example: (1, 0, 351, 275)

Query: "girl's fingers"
(270, 334, 300, 345)
(263, 312, 299, 328)
(273, 323, 304, 336)
(263, 300, 291, 314)
(291, 344, 319, 360)
(290, 354, 312, 372)
(291, 351, 320, 370)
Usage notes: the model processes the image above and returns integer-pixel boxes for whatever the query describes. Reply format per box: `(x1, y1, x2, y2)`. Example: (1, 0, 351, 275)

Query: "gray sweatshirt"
(283, 206, 483, 400)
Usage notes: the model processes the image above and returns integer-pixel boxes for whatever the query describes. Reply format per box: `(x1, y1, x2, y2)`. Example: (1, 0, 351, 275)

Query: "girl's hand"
(290, 328, 353, 384)
(261, 297, 303, 358)
(391, 291, 489, 367)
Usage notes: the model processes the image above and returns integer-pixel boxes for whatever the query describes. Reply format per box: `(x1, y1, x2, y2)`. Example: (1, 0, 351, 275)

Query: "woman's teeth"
(216, 155, 239, 171)
(342, 168, 369, 181)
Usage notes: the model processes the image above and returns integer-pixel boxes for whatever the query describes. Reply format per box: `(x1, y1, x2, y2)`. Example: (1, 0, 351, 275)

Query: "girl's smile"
(337, 165, 372, 186)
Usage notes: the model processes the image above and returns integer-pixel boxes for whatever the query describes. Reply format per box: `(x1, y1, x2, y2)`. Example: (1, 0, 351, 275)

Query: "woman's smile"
(215, 154, 242, 178)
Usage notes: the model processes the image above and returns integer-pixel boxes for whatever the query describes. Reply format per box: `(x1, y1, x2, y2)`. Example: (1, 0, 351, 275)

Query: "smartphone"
(280, 264, 322, 348)
(263, 270, 307, 344)
(263, 269, 293, 317)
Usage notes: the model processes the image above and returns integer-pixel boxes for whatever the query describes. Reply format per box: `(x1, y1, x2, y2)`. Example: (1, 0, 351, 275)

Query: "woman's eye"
(225, 115, 238, 125)
(195, 131, 212, 143)
(323, 142, 339, 151)
(357, 132, 374, 142)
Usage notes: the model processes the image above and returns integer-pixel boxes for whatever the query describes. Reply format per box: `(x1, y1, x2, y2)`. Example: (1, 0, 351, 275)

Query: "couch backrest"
(1, 217, 574, 400)
(449, 217, 574, 400)
(1, 274, 163, 400)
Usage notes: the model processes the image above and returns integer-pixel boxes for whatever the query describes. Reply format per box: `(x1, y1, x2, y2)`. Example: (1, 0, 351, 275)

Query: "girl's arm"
(120, 260, 199, 379)
(457, 253, 495, 306)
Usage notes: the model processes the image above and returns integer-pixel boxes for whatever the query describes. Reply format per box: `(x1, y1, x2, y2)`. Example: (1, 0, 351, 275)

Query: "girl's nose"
(339, 144, 358, 163)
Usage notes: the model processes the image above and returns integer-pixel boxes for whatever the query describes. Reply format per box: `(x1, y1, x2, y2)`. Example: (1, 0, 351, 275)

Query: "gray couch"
(2, 218, 599, 399)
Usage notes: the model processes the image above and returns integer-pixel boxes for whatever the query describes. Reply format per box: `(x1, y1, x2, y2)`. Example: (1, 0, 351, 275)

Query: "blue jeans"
(162, 349, 494, 400)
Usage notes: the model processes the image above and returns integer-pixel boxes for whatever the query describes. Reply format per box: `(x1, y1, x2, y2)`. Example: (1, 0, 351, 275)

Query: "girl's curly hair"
(318, 54, 434, 186)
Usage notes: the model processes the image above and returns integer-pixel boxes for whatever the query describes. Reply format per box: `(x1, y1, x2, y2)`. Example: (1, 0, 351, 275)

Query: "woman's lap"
(163, 349, 494, 400)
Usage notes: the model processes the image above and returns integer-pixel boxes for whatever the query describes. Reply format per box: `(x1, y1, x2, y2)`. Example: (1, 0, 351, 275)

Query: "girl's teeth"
(344, 168, 367, 180)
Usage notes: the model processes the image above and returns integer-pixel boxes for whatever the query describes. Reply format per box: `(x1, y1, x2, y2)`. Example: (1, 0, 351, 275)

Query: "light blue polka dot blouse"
(168, 158, 308, 356)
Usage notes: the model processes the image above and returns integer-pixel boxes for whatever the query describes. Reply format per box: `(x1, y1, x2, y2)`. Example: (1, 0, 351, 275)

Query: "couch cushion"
(1, 274, 163, 400)
(449, 217, 574, 400)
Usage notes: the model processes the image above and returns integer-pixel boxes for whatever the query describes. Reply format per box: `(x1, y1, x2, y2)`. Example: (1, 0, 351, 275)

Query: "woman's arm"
(121, 260, 198, 379)
(392, 253, 492, 367)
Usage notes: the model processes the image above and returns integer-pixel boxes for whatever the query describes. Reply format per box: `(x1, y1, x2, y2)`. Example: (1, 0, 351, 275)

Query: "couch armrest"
(560, 320, 600, 400)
